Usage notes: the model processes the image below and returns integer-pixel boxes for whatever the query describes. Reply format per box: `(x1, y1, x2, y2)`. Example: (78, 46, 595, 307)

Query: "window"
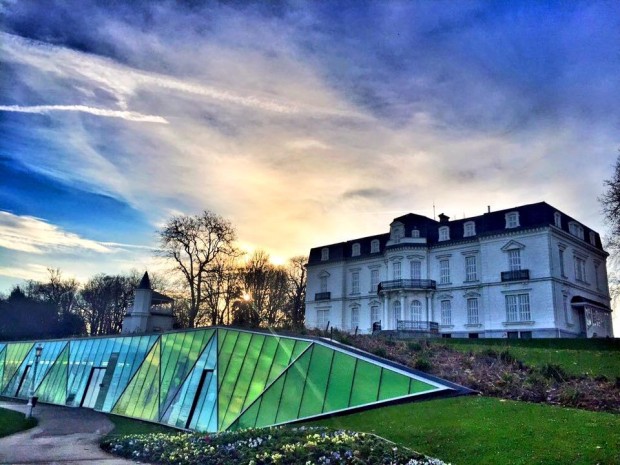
(411, 228, 420, 238)
(370, 269, 379, 291)
(465, 256, 477, 281)
(505, 294, 531, 322)
(392, 301, 401, 327)
(467, 298, 479, 324)
(463, 221, 476, 237)
(351, 307, 359, 329)
(505, 211, 520, 228)
(574, 256, 586, 282)
(411, 260, 421, 280)
(563, 295, 573, 325)
(559, 247, 566, 277)
(589, 231, 596, 246)
(321, 247, 329, 261)
(594, 262, 601, 290)
(569, 222, 584, 240)
(371, 305, 380, 324)
(439, 226, 450, 241)
(393, 261, 401, 280)
(317, 309, 329, 328)
(320, 276, 328, 293)
(508, 249, 521, 271)
(440, 300, 452, 325)
(370, 240, 380, 253)
(351, 272, 360, 294)
(410, 300, 422, 321)
(554, 212, 562, 228)
(440, 259, 450, 284)
(352, 243, 361, 256)
(391, 223, 405, 243)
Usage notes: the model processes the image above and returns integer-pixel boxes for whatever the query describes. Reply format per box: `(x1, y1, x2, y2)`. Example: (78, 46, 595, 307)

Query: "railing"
(501, 269, 530, 282)
(314, 292, 331, 301)
(377, 279, 436, 293)
(397, 320, 439, 333)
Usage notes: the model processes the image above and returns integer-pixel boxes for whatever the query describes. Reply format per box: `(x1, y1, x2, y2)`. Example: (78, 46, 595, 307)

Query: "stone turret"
(121, 272, 174, 334)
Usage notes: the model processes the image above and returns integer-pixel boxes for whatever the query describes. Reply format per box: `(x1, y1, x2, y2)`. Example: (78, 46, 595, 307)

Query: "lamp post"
(25, 344, 43, 419)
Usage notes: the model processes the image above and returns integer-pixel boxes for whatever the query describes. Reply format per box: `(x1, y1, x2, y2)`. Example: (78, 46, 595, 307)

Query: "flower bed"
(102, 426, 449, 465)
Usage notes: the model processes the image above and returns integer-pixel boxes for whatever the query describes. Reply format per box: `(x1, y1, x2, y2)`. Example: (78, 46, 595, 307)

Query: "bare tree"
(202, 255, 242, 326)
(158, 211, 237, 328)
(285, 256, 307, 329)
(600, 152, 620, 255)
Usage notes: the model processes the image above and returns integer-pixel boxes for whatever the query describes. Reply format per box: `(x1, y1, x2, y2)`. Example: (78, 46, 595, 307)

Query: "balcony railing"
(377, 279, 436, 293)
(314, 292, 331, 301)
(501, 269, 530, 282)
(397, 320, 439, 333)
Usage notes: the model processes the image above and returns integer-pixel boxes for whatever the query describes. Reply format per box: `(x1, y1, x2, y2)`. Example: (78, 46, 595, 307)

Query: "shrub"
(373, 347, 387, 358)
(414, 357, 432, 372)
(498, 350, 516, 364)
(539, 364, 569, 382)
(408, 342, 423, 352)
(559, 386, 584, 404)
(480, 349, 499, 359)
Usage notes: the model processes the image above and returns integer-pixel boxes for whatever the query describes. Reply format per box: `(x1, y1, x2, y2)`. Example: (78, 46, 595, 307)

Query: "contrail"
(0, 104, 169, 124)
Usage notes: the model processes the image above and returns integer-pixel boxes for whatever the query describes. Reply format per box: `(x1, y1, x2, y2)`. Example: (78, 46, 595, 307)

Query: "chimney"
(487, 205, 491, 213)
(438, 213, 450, 223)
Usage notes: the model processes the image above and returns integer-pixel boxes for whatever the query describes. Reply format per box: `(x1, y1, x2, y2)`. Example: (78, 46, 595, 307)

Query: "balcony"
(377, 279, 436, 293)
(314, 292, 331, 301)
(397, 320, 439, 334)
(501, 269, 530, 282)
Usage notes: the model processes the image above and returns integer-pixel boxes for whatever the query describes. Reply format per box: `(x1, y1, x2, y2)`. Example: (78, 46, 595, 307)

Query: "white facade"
(305, 203, 613, 338)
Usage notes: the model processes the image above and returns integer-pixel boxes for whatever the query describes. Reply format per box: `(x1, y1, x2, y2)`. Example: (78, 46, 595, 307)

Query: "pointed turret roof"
(138, 272, 152, 290)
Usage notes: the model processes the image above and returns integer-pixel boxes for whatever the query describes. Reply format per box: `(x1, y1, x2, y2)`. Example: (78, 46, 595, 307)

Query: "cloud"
(0, 211, 152, 255)
(0, 263, 51, 281)
(0, 104, 168, 123)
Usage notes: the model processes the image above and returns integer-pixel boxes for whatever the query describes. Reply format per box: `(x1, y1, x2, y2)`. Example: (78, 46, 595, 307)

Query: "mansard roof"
(308, 201, 604, 265)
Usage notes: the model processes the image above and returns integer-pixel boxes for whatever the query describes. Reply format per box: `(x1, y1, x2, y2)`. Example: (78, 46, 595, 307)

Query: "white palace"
(304, 202, 614, 339)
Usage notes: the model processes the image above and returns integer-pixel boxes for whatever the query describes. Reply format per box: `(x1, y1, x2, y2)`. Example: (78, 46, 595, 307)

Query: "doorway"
(185, 369, 214, 429)
(81, 367, 106, 408)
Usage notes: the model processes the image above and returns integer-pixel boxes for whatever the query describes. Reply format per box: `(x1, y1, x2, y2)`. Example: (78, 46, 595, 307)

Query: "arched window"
(352, 243, 361, 256)
(411, 228, 420, 238)
(410, 300, 422, 321)
(321, 247, 329, 261)
(392, 300, 401, 328)
(463, 221, 476, 237)
(370, 239, 380, 253)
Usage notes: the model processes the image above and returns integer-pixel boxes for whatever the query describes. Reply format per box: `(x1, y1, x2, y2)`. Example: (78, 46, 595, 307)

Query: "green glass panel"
(113, 339, 161, 421)
(323, 352, 356, 413)
(232, 395, 261, 430)
(275, 348, 312, 424)
(220, 334, 266, 430)
(254, 375, 285, 428)
(0, 346, 5, 391)
(218, 331, 253, 429)
(409, 378, 436, 394)
(160, 330, 213, 414)
(36, 344, 69, 404)
(291, 339, 311, 360)
(349, 360, 381, 406)
(299, 344, 334, 419)
(377, 368, 411, 401)
(265, 337, 297, 385)
(1, 342, 33, 393)
(240, 335, 279, 412)
(188, 370, 217, 432)
(217, 329, 239, 388)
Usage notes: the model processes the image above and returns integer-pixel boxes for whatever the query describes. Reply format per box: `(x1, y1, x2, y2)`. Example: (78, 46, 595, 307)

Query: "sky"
(1, 1, 619, 329)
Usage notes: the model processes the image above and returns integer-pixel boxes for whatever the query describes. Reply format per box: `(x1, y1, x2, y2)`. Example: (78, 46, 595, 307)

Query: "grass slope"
(105, 413, 179, 438)
(438, 338, 620, 378)
(0, 407, 37, 438)
(306, 396, 620, 465)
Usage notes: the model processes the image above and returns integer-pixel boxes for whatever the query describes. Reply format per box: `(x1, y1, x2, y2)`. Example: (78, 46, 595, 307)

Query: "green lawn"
(105, 413, 179, 438)
(0, 407, 37, 438)
(306, 396, 620, 465)
(437, 338, 620, 378)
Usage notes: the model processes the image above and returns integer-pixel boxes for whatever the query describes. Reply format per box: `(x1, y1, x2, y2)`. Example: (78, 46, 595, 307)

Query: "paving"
(0, 401, 138, 465)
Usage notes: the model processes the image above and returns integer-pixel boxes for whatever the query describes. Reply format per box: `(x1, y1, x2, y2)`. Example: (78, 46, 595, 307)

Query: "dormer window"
(463, 221, 476, 237)
(370, 239, 380, 253)
(411, 228, 420, 238)
(439, 226, 450, 241)
(321, 247, 329, 261)
(390, 222, 405, 243)
(352, 243, 361, 256)
(505, 212, 520, 229)
(568, 222, 584, 240)
(554, 212, 561, 228)
(589, 231, 596, 246)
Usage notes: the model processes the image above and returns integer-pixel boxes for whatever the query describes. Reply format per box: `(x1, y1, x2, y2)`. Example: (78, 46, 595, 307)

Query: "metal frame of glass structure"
(0, 328, 470, 431)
